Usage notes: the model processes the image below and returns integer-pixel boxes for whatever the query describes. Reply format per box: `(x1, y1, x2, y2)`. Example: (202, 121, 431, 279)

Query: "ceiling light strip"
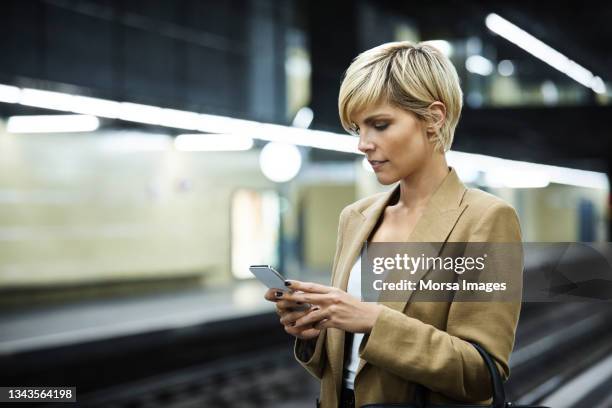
(485, 13, 606, 94)
(0, 83, 608, 189)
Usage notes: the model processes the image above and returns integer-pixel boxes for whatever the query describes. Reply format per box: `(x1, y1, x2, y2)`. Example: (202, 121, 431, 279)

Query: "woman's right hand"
(264, 288, 321, 340)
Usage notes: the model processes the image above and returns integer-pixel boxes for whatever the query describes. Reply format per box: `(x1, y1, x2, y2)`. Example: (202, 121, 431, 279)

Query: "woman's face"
(353, 102, 436, 185)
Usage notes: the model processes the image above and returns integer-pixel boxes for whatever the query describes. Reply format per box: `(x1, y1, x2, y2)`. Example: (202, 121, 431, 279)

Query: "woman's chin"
(375, 173, 398, 185)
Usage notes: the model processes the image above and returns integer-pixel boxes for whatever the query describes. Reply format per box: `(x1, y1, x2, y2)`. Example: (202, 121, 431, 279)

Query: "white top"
(343, 255, 364, 390)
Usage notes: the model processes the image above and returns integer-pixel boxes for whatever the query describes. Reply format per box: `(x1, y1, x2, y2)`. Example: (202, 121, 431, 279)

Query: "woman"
(264, 41, 523, 408)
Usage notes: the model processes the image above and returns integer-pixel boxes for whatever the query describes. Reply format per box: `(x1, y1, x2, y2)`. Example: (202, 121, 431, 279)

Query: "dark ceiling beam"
(306, 0, 358, 131)
(456, 105, 612, 169)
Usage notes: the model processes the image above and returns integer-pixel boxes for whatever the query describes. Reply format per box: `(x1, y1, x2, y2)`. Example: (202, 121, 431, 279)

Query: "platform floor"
(0, 279, 275, 355)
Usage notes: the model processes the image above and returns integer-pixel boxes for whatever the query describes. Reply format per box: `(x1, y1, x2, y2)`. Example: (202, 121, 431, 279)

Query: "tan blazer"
(294, 167, 523, 408)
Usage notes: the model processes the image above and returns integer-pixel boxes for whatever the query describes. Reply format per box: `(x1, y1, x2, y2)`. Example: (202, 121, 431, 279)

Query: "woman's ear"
(427, 101, 446, 135)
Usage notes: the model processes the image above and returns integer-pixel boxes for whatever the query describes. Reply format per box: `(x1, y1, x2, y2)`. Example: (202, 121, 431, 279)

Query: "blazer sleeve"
(358, 202, 523, 402)
(294, 206, 349, 379)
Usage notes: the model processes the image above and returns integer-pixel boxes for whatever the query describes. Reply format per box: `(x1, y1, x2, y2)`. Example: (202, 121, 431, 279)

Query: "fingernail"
(284, 280, 292, 287)
(275, 291, 283, 297)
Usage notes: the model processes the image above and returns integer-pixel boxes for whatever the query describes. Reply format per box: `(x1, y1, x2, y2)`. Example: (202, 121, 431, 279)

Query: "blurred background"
(1, 0, 612, 407)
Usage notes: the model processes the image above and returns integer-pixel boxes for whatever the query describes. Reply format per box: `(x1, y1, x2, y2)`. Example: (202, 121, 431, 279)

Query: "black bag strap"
(471, 342, 506, 408)
(413, 342, 506, 408)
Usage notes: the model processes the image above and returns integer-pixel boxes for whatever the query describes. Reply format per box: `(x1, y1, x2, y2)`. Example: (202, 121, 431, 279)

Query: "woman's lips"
(369, 160, 388, 171)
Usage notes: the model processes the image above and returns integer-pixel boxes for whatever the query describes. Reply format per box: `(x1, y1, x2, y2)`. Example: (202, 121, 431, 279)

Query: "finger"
(264, 288, 286, 302)
(264, 288, 277, 301)
(279, 309, 310, 326)
(276, 299, 307, 311)
(294, 307, 327, 328)
(285, 323, 319, 338)
(274, 305, 283, 316)
(298, 328, 321, 339)
(285, 280, 333, 294)
(313, 319, 332, 330)
(282, 291, 331, 305)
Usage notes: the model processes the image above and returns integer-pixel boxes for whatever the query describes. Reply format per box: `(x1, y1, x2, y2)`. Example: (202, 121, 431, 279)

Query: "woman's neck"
(397, 156, 449, 211)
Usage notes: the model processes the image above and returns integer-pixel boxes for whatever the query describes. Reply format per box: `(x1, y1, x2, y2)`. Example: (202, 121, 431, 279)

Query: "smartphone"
(249, 265, 288, 291)
(249, 265, 311, 311)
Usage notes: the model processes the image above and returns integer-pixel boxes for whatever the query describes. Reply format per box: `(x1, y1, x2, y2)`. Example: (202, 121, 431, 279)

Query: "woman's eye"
(374, 123, 388, 131)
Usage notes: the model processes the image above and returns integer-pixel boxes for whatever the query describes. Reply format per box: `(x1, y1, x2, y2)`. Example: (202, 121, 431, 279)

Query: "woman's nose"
(358, 133, 374, 154)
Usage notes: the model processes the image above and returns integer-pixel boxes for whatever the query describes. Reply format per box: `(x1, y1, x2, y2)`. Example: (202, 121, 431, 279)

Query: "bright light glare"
(71, 95, 120, 118)
(0, 83, 358, 153)
(118, 102, 163, 125)
(447, 150, 608, 189)
(0, 84, 21, 103)
(485, 13, 607, 94)
(466, 55, 494, 76)
(175, 134, 254, 151)
(7, 114, 100, 133)
(485, 168, 550, 188)
(259, 142, 302, 183)
(0, 82, 609, 190)
(292, 107, 314, 128)
(424, 40, 453, 57)
(158, 109, 203, 130)
(20, 88, 75, 111)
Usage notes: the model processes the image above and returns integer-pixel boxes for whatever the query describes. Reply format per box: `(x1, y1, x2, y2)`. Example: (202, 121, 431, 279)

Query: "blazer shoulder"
(461, 187, 522, 241)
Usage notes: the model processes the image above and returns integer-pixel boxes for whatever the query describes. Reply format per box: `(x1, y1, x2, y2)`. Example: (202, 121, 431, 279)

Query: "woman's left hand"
(280, 280, 383, 334)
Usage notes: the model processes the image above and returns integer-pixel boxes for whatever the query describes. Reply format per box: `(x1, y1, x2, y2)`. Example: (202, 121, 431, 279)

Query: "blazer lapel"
(326, 195, 390, 398)
(327, 167, 469, 390)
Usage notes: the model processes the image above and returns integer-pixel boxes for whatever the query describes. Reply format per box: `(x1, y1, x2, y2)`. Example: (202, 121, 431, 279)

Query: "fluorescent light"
(292, 107, 314, 128)
(259, 142, 302, 183)
(1, 83, 608, 191)
(447, 150, 608, 189)
(485, 13, 607, 94)
(424, 40, 453, 57)
(118, 102, 164, 125)
(20, 88, 75, 111)
(466, 55, 494, 76)
(20, 88, 121, 118)
(1, 83, 359, 153)
(591, 76, 606, 94)
(485, 168, 550, 188)
(0, 84, 21, 103)
(71, 95, 120, 118)
(252, 124, 359, 153)
(7, 114, 100, 133)
(174, 134, 254, 151)
(158, 109, 203, 130)
(196, 113, 254, 134)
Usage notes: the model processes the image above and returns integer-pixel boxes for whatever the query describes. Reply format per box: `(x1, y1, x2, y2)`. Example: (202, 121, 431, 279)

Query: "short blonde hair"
(338, 41, 463, 153)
